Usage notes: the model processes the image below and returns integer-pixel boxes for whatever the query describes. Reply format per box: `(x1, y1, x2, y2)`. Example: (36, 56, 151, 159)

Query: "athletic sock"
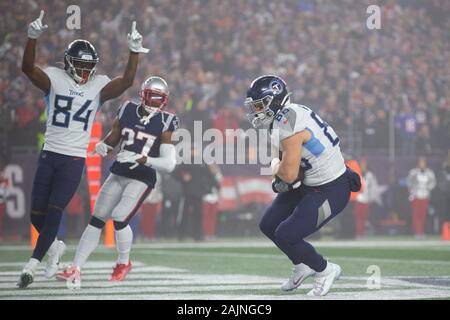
(316, 261, 332, 276)
(73, 224, 102, 268)
(115, 225, 133, 264)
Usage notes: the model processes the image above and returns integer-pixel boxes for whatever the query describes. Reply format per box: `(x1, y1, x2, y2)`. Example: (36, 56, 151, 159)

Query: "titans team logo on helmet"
(270, 79, 283, 95)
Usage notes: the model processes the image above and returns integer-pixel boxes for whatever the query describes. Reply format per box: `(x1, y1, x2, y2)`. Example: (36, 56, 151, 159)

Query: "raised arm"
(22, 10, 50, 95)
(100, 21, 149, 104)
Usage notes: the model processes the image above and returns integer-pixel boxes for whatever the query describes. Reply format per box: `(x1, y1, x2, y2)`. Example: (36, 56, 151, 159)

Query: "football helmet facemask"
(245, 75, 291, 129)
(139, 76, 169, 114)
(64, 39, 99, 85)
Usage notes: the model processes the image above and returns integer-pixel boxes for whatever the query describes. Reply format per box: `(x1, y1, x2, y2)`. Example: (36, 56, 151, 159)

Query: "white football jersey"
(270, 103, 346, 186)
(43, 67, 110, 157)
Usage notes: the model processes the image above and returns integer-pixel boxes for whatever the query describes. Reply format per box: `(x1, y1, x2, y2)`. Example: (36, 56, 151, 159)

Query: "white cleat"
(45, 240, 66, 278)
(281, 263, 315, 291)
(307, 262, 342, 297)
(17, 259, 39, 289)
(17, 269, 35, 289)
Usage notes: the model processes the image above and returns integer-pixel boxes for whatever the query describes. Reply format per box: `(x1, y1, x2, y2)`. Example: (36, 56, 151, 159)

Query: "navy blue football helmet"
(245, 75, 291, 128)
(64, 39, 99, 84)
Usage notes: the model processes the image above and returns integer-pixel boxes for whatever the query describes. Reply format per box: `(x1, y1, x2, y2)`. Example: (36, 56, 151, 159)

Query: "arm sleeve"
(144, 143, 177, 173)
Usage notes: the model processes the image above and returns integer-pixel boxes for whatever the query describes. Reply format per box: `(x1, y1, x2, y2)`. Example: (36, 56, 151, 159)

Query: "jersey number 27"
(121, 128, 156, 155)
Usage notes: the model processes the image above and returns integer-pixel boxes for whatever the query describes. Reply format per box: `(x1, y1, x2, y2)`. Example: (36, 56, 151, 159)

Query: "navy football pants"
(259, 169, 353, 272)
(31, 151, 85, 261)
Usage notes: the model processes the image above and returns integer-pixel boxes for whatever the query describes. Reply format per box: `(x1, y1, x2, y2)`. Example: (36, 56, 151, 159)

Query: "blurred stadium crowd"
(0, 0, 449, 239)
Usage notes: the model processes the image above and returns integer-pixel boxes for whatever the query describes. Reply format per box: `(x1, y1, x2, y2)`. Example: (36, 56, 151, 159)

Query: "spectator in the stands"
(406, 157, 436, 238)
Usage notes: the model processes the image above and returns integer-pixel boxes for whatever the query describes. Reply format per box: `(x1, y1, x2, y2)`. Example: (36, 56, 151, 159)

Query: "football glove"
(28, 10, 48, 39)
(94, 141, 113, 157)
(127, 21, 149, 54)
(272, 175, 302, 193)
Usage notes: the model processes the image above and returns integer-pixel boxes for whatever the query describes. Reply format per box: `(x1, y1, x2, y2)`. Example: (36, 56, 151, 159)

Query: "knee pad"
(89, 216, 106, 229)
(113, 220, 129, 231)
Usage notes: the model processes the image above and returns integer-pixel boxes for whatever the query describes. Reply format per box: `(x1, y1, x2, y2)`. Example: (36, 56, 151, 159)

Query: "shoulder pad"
(162, 112, 180, 132)
(272, 105, 306, 140)
(117, 100, 136, 119)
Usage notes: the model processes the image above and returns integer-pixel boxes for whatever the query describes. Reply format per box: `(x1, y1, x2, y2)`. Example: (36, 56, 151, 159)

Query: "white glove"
(271, 158, 280, 175)
(28, 10, 48, 39)
(116, 150, 143, 169)
(127, 21, 149, 53)
(95, 141, 113, 157)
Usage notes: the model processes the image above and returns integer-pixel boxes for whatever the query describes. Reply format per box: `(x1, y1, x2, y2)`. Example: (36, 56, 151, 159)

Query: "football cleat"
(110, 261, 132, 281)
(45, 240, 66, 278)
(56, 265, 81, 284)
(307, 262, 342, 297)
(16, 269, 34, 289)
(281, 263, 315, 291)
(16, 259, 39, 289)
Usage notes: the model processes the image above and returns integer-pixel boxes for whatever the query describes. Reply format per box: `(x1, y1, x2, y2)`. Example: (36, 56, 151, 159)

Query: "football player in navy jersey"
(18, 10, 148, 288)
(57, 76, 178, 284)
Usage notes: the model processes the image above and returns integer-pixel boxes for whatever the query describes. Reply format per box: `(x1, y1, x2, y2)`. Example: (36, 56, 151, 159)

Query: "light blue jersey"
(270, 103, 346, 186)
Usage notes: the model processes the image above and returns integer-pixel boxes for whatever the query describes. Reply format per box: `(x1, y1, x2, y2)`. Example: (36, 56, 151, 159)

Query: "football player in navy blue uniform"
(18, 10, 149, 288)
(57, 76, 178, 284)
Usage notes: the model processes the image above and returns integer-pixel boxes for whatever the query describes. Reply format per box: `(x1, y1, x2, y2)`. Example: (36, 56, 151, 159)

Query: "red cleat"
(109, 261, 132, 281)
(56, 265, 81, 285)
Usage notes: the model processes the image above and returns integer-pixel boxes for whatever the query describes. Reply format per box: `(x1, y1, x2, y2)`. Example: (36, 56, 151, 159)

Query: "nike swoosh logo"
(293, 277, 303, 286)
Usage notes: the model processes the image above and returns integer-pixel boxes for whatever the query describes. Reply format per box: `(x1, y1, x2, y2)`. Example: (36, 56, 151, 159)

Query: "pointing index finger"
(131, 21, 136, 33)
(38, 10, 45, 21)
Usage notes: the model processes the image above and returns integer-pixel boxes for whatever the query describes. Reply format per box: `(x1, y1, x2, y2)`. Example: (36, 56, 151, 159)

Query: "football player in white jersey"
(17, 10, 149, 289)
(244, 75, 361, 296)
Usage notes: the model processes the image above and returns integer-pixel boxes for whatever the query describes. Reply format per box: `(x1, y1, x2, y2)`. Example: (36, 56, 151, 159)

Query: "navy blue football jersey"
(110, 101, 179, 187)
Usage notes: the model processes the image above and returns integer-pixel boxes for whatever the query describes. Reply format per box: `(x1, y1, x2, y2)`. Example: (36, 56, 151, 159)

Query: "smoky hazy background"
(0, 0, 449, 241)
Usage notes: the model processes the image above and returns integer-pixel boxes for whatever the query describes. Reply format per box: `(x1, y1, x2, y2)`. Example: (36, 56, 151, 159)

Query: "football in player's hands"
(271, 171, 303, 194)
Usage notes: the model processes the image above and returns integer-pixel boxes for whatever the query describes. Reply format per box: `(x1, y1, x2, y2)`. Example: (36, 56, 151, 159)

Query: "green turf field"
(1, 237, 450, 300)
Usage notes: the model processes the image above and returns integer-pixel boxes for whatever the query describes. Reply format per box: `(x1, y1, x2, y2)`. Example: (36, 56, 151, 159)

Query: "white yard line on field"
(1, 261, 449, 300)
(132, 249, 450, 266)
(1, 239, 449, 252)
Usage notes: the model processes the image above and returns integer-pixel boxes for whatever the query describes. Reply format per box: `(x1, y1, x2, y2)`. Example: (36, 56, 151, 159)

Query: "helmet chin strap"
(140, 103, 160, 125)
(65, 56, 96, 85)
(281, 92, 292, 107)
